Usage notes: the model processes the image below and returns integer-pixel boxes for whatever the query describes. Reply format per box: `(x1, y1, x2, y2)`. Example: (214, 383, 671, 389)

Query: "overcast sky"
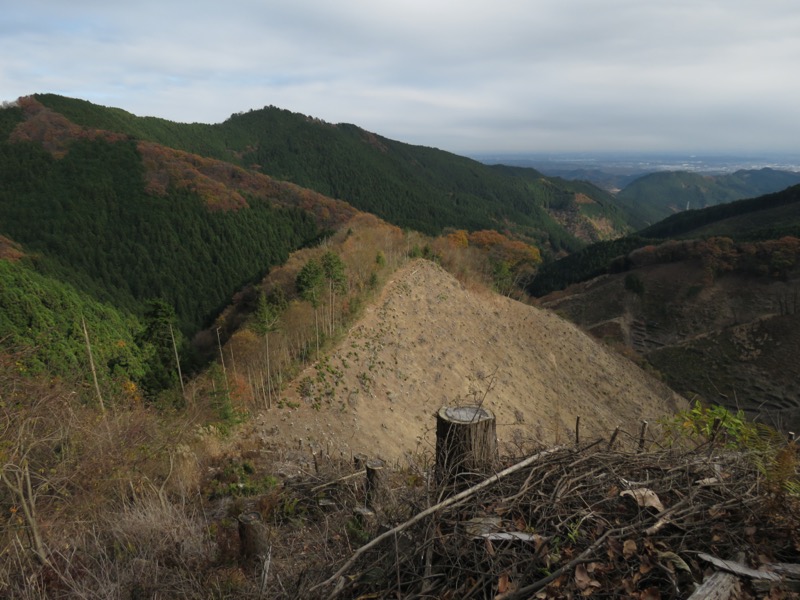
(3, 0, 799, 155)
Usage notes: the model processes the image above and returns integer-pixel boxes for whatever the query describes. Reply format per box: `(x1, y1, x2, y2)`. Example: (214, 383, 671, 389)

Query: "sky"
(2, 0, 800, 156)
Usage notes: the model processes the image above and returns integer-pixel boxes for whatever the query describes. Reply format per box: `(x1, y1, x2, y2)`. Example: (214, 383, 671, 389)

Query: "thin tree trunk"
(168, 323, 185, 396)
(265, 332, 272, 409)
(216, 327, 230, 396)
(314, 308, 320, 361)
(81, 316, 105, 413)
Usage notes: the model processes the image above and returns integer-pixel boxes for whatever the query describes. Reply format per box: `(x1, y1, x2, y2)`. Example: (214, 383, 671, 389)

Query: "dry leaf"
(641, 586, 661, 600)
(623, 539, 638, 559)
(497, 572, 509, 593)
(574, 563, 601, 592)
(620, 488, 665, 512)
(657, 551, 692, 575)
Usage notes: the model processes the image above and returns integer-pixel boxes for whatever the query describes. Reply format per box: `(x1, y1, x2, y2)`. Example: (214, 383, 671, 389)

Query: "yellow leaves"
(446, 229, 469, 248)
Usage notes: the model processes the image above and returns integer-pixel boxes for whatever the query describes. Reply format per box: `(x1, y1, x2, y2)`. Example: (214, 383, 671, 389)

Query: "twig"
(502, 528, 624, 599)
(310, 447, 564, 594)
(310, 469, 366, 493)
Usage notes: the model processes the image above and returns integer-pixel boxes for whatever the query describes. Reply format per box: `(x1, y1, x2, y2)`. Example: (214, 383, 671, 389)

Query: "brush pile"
(300, 441, 799, 599)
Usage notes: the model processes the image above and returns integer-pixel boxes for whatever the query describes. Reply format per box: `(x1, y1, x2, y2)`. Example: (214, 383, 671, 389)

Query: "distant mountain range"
(477, 153, 800, 229)
(616, 169, 800, 227)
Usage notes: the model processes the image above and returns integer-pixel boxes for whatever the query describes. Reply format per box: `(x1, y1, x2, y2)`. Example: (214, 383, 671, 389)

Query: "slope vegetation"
(255, 259, 684, 459)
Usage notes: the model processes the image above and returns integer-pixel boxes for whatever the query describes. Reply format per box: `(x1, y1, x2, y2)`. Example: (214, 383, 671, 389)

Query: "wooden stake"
(638, 420, 649, 453)
(607, 426, 620, 450)
(575, 416, 581, 447)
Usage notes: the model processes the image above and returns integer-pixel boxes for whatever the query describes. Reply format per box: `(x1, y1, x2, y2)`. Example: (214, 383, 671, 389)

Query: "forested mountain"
(31, 94, 632, 251)
(0, 97, 358, 396)
(530, 184, 800, 297)
(616, 168, 800, 227)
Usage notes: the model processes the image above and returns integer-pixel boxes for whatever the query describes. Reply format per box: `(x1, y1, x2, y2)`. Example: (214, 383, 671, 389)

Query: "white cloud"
(2, 0, 799, 154)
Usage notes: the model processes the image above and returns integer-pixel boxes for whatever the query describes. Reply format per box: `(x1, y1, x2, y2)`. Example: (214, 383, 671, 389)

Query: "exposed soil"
(251, 259, 685, 463)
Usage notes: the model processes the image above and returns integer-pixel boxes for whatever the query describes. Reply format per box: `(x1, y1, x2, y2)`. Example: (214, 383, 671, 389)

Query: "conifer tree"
(296, 258, 324, 360)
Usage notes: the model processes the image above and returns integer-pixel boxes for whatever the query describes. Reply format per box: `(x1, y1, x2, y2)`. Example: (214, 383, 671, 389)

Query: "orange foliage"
(0, 235, 24, 262)
(10, 97, 126, 157)
(467, 230, 541, 266)
(445, 230, 469, 248)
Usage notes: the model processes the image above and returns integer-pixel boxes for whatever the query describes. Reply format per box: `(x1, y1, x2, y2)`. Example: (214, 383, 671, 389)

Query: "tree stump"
(238, 511, 269, 566)
(353, 453, 369, 471)
(365, 458, 389, 511)
(435, 405, 497, 489)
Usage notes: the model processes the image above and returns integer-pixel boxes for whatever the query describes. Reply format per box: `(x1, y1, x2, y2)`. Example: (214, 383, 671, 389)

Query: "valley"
(1, 95, 798, 599)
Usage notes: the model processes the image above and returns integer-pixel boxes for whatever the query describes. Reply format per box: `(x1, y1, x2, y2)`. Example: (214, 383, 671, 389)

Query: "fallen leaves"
(574, 563, 602, 595)
(620, 488, 665, 512)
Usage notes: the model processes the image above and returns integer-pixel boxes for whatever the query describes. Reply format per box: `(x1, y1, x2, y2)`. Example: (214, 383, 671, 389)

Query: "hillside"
(540, 239, 800, 431)
(30, 94, 632, 251)
(244, 259, 684, 460)
(0, 97, 362, 336)
(617, 169, 800, 227)
(530, 184, 800, 297)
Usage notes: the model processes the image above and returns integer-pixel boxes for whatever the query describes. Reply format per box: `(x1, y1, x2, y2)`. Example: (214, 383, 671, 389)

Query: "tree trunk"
(353, 453, 369, 470)
(436, 406, 496, 489)
(238, 511, 270, 566)
(81, 316, 105, 413)
(365, 459, 389, 511)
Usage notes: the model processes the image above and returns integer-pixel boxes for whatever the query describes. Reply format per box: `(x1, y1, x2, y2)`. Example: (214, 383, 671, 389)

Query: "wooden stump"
(353, 453, 369, 471)
(365, 458, 389, 511)
(435, 405, 497, 488)
(238, 511, 269, 565)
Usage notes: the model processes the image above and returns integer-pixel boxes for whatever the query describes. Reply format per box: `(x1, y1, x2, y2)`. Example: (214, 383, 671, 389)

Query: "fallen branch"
(310, 447, 563, 594)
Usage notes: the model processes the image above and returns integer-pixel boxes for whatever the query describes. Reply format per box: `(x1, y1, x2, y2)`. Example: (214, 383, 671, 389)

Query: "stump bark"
(435, 405, 496, 488)
(365, 458, 389, 510)
(238, 511, 269, 565)
(353, 453, 368, 471)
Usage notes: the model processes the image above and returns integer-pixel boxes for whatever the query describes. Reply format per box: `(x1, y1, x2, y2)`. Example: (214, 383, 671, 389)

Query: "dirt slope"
(256, 259, 685, 462)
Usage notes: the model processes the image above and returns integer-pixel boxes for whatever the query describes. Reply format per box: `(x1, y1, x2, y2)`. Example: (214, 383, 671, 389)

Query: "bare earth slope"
(258, 259, 684, 461)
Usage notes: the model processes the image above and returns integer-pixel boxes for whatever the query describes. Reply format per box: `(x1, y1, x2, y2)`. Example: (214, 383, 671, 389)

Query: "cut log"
(238, 511, 270, 565)
(435, 405, 496, 488)
(687, 571, 739, 600)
